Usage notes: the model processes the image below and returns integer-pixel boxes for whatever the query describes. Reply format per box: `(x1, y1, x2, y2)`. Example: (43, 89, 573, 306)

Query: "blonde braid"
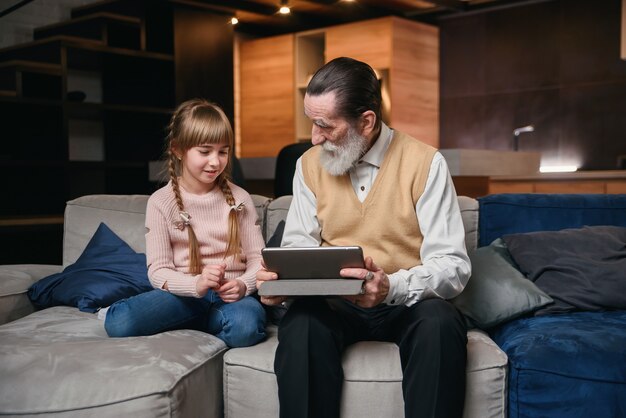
(219, 176, 241, 261)
(168, 147, 203, 275)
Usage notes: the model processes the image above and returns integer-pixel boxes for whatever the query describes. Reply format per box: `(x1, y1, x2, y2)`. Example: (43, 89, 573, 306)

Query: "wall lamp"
(513, 125, 534, 151)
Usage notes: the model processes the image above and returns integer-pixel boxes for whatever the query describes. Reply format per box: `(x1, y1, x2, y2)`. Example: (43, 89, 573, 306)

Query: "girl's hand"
(197, 263, 226, 297)
(217, 279, 247, 303)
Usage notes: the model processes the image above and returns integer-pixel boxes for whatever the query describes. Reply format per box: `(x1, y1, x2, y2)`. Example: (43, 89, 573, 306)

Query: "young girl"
(104, 99, 266, 348)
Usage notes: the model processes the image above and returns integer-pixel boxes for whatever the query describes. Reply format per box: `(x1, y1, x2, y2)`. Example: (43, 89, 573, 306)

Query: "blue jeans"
(104, 289, 266, 348)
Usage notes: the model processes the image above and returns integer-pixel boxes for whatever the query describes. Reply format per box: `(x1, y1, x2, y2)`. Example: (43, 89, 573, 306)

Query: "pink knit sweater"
(145, 181, 265, 297)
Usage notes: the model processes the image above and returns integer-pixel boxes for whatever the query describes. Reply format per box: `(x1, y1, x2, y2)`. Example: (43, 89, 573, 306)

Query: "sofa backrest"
(477, 193, 626, 247)
(63, 194, 480, 266)
(63, 195, 150, 266)
(64, 194, 275, 266)
(256, 195, 479, 252)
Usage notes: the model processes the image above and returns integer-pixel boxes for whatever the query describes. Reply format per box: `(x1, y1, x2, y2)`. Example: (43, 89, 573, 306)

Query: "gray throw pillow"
(451, 239, 553, 329)
(503, 225, 626, 315)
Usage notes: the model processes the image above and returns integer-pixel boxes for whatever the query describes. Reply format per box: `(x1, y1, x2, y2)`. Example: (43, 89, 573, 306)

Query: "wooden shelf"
(0, 216, 64, 227)
(34, 12, 144, 54)
(0, 60, 62, 75)
(0, 36, 173, 66)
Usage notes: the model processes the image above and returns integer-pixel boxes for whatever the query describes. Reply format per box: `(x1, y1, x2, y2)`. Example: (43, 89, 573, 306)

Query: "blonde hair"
(166, 98, 241, 274)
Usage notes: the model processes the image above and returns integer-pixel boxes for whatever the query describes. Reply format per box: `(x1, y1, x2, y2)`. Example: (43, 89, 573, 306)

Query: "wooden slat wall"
(391, 17, 439, 147)
(324, 18, 391, 69)
(239, 34, 294, 158)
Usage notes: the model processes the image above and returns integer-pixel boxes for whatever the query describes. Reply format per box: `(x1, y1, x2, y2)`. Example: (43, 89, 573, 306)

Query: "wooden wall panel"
(174, 9, 234, 120)
(482, 89, 560, 152)
(325, 18, 391, 69)
(239, 34, 294, 158)
(440, 14, 486, 99)
(560, 83, 626, 170)
(606, 181, 626, 193)
(390, 17, 439, 147)
(534, 181, 605, 194)
(483, 1, 560, 93)
(560, 0, 626, 84)
(440, 0, 626, 170)
(489, 181, 534, 194)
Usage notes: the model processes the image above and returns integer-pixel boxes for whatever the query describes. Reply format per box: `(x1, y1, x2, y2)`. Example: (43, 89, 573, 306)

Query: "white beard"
(319, 127, 369, 176)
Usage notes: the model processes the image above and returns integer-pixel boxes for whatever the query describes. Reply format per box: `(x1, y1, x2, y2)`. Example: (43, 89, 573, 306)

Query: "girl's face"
(179, 142, 229, 194)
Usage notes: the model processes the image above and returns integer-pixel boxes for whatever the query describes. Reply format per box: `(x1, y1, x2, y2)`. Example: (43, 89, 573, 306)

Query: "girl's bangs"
(179, 107, 232, 148)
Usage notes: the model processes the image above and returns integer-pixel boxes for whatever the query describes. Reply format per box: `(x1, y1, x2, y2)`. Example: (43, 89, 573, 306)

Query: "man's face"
(304, 92, 368, 176)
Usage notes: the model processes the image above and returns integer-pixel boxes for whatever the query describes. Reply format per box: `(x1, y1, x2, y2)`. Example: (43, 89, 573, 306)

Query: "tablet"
(262, 246, 365, 279)
(259, 246, 365, 296)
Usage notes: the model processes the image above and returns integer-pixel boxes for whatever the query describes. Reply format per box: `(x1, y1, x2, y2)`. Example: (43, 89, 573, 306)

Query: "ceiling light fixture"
(230, 17, 239, 25)
(279, 0, 290, 14)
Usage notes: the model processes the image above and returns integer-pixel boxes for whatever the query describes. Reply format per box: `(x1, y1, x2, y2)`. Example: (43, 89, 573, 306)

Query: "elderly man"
(257, 57, 471, 418)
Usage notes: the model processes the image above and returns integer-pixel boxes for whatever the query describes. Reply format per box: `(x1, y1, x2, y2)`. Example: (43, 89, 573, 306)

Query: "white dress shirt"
(282, 123, 471, 307)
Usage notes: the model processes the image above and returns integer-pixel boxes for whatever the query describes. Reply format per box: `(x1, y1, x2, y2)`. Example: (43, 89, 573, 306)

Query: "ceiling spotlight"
(279, 0, 290, 14)
(230, 17, 239, 25)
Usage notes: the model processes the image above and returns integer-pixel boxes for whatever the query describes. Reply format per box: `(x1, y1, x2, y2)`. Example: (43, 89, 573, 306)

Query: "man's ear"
(360, 110, 377, 138)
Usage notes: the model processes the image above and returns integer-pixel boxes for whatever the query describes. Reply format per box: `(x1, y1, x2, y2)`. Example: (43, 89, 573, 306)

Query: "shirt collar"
(359, 122, 393, 169)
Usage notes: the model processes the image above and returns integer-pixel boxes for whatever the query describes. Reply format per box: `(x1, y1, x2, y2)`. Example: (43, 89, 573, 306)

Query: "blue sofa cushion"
(477, 194, 626, 247)
(28, 223, 153, 313)
(503, 225, 626, 315)
(491, 311, 626, 418)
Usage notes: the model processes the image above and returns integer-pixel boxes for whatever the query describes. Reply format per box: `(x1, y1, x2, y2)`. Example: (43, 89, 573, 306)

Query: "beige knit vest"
(302, 131, 437, 273)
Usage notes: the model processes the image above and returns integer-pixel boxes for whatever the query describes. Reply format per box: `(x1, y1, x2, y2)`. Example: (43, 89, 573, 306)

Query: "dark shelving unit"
(0, 0, 177, 264)
(0, 0, 235, 264)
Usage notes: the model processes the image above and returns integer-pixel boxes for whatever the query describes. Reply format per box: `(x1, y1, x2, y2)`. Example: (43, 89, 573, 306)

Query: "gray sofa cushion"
(0, 265, 61, 325)
(0, 307, 227, 417)
(224, 327, 507, 418)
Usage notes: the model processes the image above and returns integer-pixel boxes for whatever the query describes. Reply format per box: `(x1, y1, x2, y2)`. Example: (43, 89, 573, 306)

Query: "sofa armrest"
(0, 264, 62, 325)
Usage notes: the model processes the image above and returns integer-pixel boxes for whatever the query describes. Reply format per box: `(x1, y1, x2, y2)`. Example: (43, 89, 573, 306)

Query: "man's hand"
(217, 278, 246, 303)
(197, 263, 226, 297)
(340, 256, 389, 308)
(256, 261, 287, 306)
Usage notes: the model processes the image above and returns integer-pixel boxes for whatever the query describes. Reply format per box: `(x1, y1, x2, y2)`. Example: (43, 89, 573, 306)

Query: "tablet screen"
(262, 246, 365, 280)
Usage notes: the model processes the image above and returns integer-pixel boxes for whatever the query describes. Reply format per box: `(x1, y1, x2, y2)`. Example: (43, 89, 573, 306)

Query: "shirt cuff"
(384, 273, 408, 305)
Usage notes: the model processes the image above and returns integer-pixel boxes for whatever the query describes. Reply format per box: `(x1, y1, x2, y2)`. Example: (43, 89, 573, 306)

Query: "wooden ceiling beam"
(419, 0, 466, 12)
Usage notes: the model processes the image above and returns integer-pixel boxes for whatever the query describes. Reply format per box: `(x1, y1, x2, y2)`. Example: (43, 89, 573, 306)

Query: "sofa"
(1, 192, 625, 417)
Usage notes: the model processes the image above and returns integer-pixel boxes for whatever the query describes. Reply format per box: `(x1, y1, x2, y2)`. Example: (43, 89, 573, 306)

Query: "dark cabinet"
(0, 0, 234, 264)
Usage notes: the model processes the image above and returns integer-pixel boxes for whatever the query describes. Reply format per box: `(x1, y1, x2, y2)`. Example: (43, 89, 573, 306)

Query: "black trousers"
(274, 297, 467, 418)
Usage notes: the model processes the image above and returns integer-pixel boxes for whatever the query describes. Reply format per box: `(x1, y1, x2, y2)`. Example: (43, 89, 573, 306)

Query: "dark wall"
(174, 7, 235, 123)
(440, 0, 626, 170)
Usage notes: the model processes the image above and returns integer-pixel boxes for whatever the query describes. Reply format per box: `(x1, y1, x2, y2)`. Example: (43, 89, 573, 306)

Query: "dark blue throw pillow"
(28, 223, 153, 313)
